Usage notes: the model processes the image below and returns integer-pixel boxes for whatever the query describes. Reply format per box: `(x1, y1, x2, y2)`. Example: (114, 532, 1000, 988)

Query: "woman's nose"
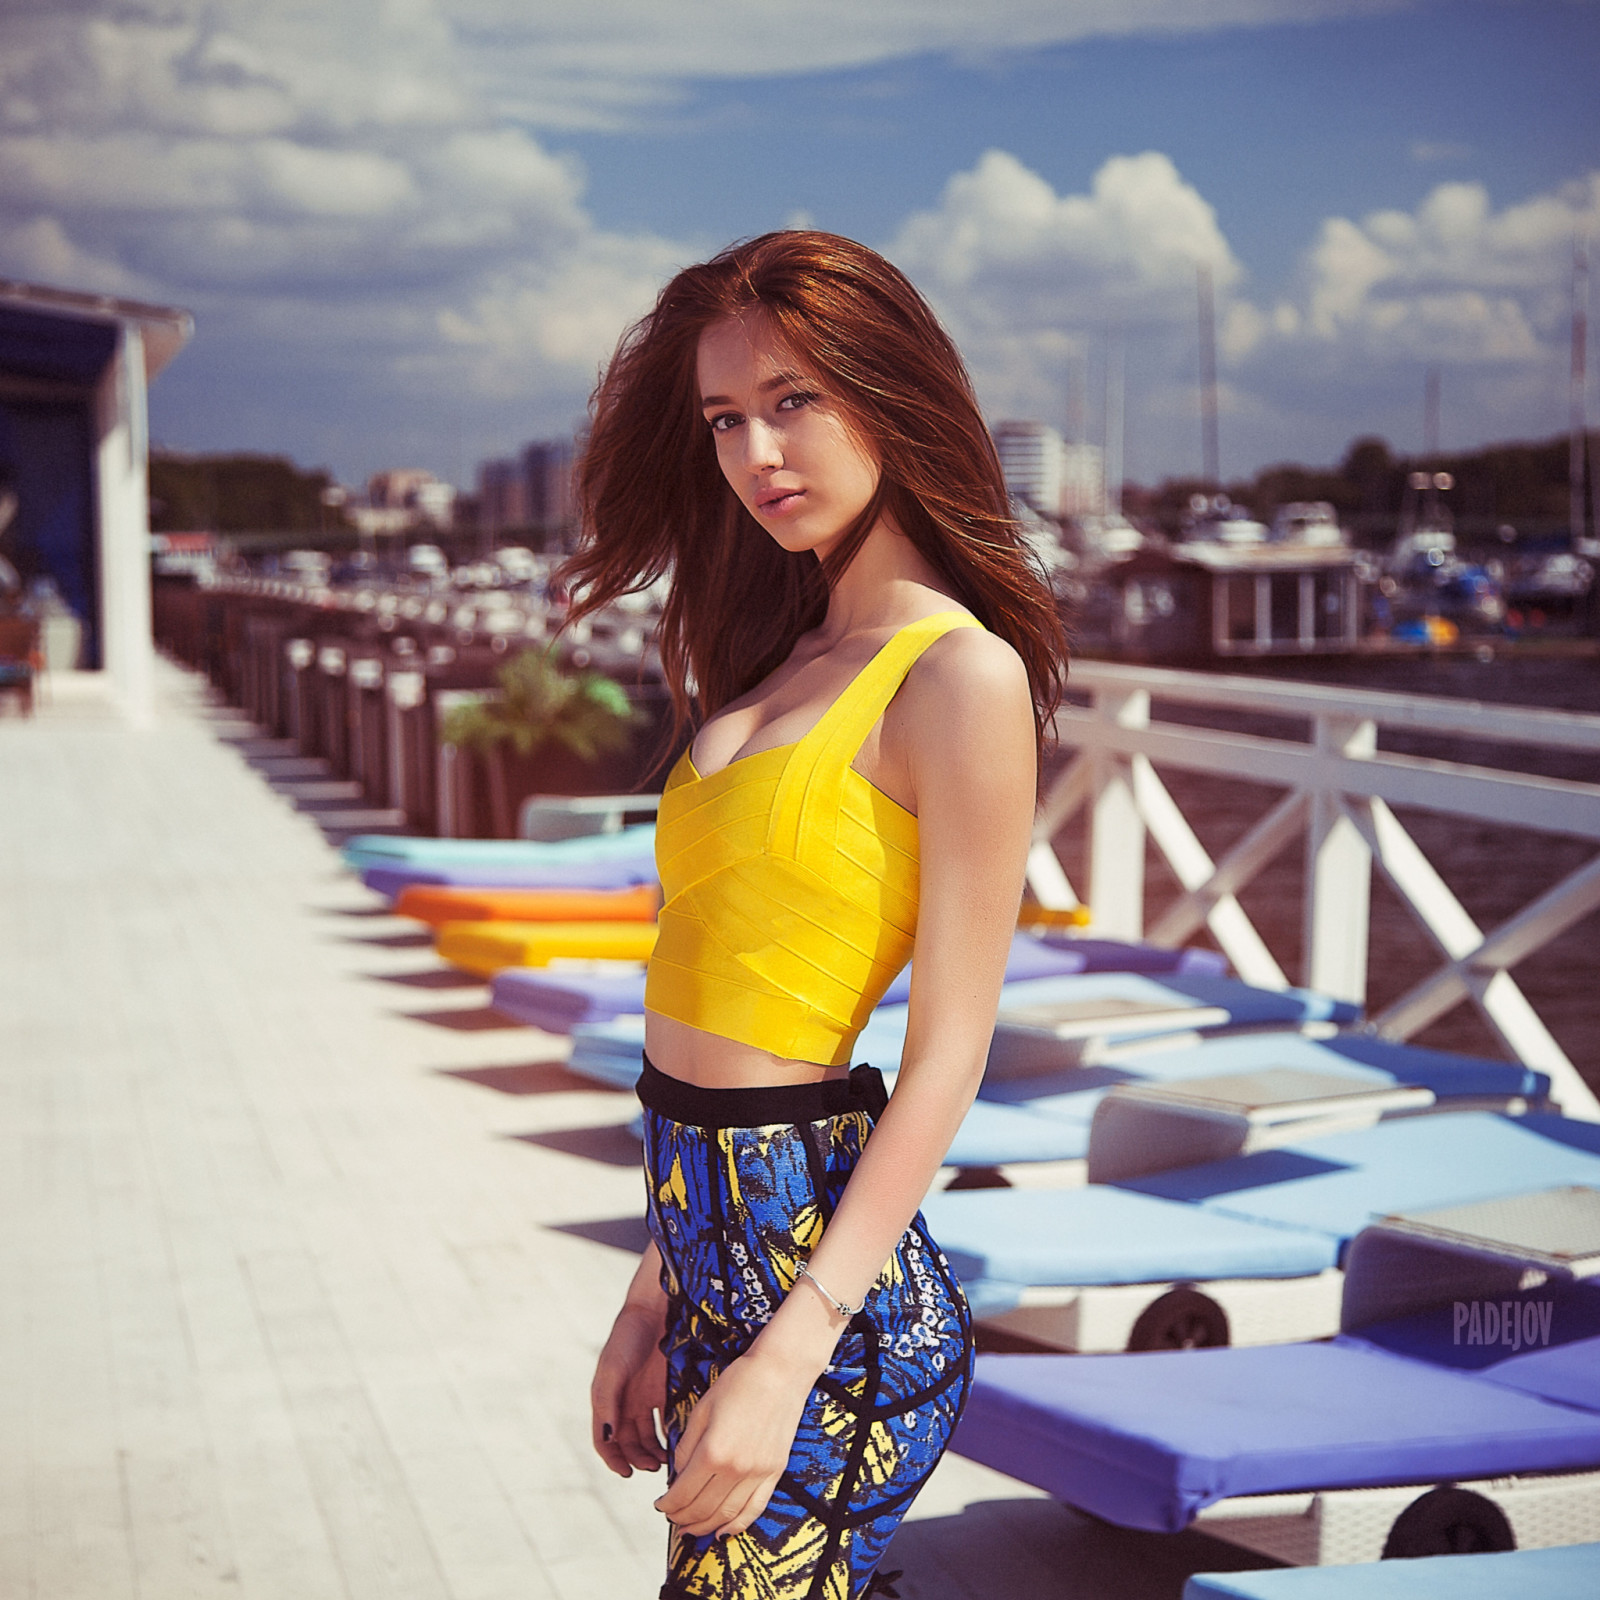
(742, 418, 783, 472)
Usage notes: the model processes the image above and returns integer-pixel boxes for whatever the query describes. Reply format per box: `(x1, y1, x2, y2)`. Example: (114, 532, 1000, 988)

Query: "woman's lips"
(755, 489, 805, 516)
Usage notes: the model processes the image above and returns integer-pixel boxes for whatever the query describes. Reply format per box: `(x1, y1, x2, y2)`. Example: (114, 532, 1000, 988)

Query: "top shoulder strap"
(806, 611, 981, 762)
(767, 611, 981, 858)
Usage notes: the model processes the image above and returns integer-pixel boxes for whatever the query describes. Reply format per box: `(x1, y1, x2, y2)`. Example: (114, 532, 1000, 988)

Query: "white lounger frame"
(975, 1269, 1345, 1354)
(1193, 1468, 1600, 1566)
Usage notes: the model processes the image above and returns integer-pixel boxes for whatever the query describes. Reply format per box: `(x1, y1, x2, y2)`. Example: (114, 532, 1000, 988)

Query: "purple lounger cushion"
(1037, 935, 1228, 978)
(487, 931, 1092, 1035)
(491, 967, 648, 1032)
(956, 1332, 1600, 1534)
(364, 856, 658, 899)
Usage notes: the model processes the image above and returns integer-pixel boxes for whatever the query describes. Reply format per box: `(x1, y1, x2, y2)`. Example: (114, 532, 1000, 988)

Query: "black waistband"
(637, 1054, 889, 1129)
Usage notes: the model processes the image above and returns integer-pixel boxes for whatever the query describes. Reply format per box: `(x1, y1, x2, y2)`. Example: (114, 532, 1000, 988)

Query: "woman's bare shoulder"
(906, 621, 1030, 709)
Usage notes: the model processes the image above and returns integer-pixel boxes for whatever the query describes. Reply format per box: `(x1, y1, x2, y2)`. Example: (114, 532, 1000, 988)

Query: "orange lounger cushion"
(436, 919, 660, 977)
(396, 883, 660, 927)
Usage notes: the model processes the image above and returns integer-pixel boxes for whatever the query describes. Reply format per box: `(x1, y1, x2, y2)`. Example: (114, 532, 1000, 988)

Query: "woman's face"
(696, 309, 881, 559)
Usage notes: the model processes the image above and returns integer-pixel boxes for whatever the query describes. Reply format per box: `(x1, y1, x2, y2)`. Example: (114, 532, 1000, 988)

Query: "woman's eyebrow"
(699, 371, 809, 409)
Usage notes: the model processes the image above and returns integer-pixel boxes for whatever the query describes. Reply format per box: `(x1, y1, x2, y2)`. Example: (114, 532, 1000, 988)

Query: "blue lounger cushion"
(922, 1115, 1600, 1299)
(491, 967, 648, 1031)
(955, 1336, 1600, 1534)
(979, 1031, 1548, 1119)
(558, 1008, 1086, 1169)
(939, 1102, 1097, 1170)
(1128, 1112, 1600, 1254)
(342, 824, 657, 873)
(485, 934, 1086, 1039)
(567, 1016, 649, 1091)
(923, 1185, 1337, 1291)
(1183, 1543, 1600, 1600)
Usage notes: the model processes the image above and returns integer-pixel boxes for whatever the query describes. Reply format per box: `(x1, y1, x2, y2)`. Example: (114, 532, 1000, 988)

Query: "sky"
(1, 0, 1597, 492)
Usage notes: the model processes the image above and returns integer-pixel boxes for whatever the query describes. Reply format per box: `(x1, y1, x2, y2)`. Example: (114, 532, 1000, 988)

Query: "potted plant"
(439, 646, 641, 837)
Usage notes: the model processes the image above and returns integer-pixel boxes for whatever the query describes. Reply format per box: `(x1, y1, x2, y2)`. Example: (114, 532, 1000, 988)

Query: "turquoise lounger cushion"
(343, 824, 657, 872)
(1182, 1543, 1600, 1600)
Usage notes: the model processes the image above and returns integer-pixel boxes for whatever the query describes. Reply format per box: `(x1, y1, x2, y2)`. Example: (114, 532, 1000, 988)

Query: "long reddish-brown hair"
(559, 230, 1068, 748)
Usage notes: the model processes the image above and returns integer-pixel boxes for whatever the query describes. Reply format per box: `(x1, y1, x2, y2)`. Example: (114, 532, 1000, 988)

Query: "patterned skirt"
(638, 1056, 974, 1600)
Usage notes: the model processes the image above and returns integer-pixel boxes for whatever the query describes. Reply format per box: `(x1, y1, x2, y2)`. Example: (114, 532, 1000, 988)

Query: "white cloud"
(1286, 174, 1600, 363)
(889, 149, 1238, 421)
(883, 149, 1600, 473)
(2, 1, 1588, 483)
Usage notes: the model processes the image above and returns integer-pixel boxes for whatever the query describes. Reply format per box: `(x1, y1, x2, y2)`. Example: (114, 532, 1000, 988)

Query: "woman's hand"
(652, 1345, 816, 1538)
(592, 1300, 670, 1478)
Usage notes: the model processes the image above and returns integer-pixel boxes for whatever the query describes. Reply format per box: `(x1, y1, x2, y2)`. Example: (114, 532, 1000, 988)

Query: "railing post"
(1088, 686, 1150, 940)
(1304, 712, 1376, 1004)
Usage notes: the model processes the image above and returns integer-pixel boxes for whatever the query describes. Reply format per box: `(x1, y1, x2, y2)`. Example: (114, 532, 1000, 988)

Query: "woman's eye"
(778, 391, 815, 412)
(709, 412, 741, 433)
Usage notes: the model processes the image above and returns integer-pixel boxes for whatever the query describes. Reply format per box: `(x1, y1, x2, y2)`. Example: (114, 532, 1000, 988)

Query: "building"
(995, 420, 1066, 516)
(1060, 441, 1106, 519)
(476, 458, 526, 536)
(476, 439, 577, 541)
(521, 439, 576, 532)
(994, 421, 1106, 519)
(362, 468, 455, 533)
(0, 279, 192, 721)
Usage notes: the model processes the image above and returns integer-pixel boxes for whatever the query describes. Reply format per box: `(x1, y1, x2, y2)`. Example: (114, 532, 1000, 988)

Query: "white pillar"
(1303, 712, 1376, 1003)
(95, 322, 155, 725)
(1087, 686, 1150, 940)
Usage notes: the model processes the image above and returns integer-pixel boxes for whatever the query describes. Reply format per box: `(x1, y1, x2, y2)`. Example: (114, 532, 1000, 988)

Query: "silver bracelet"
(795, 1260, 863, 1318)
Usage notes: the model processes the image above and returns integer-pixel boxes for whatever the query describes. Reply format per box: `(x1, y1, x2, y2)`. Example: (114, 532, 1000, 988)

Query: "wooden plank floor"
(1, 662, 1273, 1600)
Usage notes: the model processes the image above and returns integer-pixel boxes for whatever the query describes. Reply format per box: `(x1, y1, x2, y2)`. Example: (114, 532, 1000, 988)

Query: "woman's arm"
(592, 1239, 671, 1477)
(653, 628, 1037, 1537)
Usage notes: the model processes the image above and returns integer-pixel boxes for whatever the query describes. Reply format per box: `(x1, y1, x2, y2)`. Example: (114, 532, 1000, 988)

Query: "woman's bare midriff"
(643, 1010, 852, 1089)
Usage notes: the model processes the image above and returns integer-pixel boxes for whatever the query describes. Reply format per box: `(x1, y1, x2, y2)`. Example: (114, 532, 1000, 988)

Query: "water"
(1050, 651, 1600, 1094)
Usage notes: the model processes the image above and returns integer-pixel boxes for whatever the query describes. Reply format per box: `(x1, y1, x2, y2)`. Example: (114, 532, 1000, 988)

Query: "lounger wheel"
(1381, 1485, 1516, 1559)
(1125, 1287, 1230, 1352)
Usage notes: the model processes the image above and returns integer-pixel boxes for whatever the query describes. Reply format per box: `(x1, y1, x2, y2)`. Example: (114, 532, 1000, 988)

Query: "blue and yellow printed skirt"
(638, 1056, 974, 1600)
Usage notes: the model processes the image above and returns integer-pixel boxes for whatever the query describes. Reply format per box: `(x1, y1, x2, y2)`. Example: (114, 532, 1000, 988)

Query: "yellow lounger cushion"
(436, 919, 660, 977)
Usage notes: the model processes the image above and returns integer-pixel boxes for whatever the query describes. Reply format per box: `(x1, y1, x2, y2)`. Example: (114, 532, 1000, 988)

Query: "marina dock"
(1, 663, 1275, 1599)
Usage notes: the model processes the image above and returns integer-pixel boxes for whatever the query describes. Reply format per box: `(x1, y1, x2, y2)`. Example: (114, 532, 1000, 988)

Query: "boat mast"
(1423, 366, 1442, 528)
(1198, 263, 1220, 488)
(1104, 333, 1124, 516)
(1572, 241, 1589, 541)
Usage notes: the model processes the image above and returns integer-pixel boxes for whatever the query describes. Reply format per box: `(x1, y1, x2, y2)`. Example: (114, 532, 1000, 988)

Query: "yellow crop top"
(645, 610, 982, 1066)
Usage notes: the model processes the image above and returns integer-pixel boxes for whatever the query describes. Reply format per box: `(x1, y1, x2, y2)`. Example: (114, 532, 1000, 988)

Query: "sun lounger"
(986, 973, 1361, 1078)
(568, 1016, 649, 1091)
(490, 967, 652, 1033)
(342, 822, 657, 874)
(395, 883, 659, 926)
(1036, 935, 1227, 979)
(363, 853, 659, 900)
(436, 919, 659, 977)
(978, 1031, 1549, 1126)
(957, 1185, 1600, 1567)
(925, 1112, 1600, 1352)
(484, 929, 1118, 1037)
(1184, 1543, 1600, 1600)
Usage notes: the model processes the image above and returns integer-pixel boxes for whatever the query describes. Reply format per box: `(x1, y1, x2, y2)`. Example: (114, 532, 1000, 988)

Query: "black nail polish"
(602, 1423, 613, 1441)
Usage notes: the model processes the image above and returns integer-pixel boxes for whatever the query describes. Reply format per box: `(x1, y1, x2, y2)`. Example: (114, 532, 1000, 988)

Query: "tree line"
(1124, 431, 1597, 545)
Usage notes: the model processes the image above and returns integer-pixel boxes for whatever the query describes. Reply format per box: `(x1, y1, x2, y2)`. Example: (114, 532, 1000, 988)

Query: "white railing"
(1027, 661, 1600, 1120)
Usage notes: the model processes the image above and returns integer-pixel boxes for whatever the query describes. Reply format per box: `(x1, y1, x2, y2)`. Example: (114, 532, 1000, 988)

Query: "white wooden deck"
(1, 661, 1272, 1599)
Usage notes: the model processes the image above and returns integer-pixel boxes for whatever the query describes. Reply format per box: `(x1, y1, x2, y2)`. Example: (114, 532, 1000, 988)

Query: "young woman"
(569, 231, 1069, 1599)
